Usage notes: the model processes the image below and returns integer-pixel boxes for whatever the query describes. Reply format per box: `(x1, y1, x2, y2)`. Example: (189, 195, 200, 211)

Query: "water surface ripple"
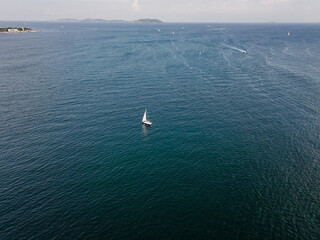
(1, 22, 320, 239)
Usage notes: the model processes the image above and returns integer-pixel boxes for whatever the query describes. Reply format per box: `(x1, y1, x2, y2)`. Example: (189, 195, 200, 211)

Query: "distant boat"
(288, 32, 291, 36)
(142, 109, 152, 126)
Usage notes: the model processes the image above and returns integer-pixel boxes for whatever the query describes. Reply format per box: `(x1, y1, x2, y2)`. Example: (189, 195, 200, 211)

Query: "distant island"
(132, 19, 163, 24)
(56, 18, 164, 24)
(0, 27, 39, 33)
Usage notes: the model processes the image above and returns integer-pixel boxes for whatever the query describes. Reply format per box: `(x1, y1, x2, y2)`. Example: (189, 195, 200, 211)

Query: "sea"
(1, 21, 320, 239)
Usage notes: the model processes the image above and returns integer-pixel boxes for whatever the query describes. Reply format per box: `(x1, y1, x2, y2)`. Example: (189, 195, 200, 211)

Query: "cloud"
(132, 0, 140, 12)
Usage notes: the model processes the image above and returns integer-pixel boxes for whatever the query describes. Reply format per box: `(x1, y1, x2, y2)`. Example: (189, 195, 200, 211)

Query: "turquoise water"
(1, 22, 320, 239)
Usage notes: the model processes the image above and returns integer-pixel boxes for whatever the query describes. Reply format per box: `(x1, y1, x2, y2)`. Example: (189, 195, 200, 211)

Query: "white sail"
(142, 109, 147, 122)
(142, 109, 152, 125)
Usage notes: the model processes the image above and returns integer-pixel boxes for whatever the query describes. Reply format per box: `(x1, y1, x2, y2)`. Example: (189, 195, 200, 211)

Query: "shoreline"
(0, 27, 40, 33)
(0, 30, 40, 33)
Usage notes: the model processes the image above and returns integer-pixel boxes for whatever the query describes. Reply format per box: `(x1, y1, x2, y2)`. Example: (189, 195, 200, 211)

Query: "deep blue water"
(1, 22, 320, 239)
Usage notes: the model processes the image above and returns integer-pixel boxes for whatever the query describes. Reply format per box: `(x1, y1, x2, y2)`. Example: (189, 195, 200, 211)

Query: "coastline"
(0, 27, 40, 33)
(0, 30, 40, 33)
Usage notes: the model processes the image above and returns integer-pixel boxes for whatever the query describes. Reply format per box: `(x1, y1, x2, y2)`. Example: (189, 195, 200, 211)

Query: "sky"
(1, 0, 319, 22)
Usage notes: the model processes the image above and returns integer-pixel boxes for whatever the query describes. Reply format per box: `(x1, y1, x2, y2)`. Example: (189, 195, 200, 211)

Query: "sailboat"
(142, 109, 152, 126)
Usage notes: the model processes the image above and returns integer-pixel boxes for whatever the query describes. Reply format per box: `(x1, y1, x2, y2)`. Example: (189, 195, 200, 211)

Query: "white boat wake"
(222, 44, 247, 54)
(209, 27, 226, 31)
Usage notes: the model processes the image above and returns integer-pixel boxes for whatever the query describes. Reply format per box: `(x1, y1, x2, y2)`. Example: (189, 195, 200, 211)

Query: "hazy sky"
(1, 0, 319, 22)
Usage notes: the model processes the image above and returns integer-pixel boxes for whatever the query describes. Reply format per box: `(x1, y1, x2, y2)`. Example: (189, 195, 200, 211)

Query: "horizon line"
(1, 19, 320, 24)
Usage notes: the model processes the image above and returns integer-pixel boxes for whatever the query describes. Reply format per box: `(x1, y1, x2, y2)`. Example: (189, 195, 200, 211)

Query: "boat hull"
(142, 121, 152, 126)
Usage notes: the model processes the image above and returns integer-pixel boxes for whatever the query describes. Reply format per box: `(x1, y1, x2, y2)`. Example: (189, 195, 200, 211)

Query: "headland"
(0, 27, 39, 33)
